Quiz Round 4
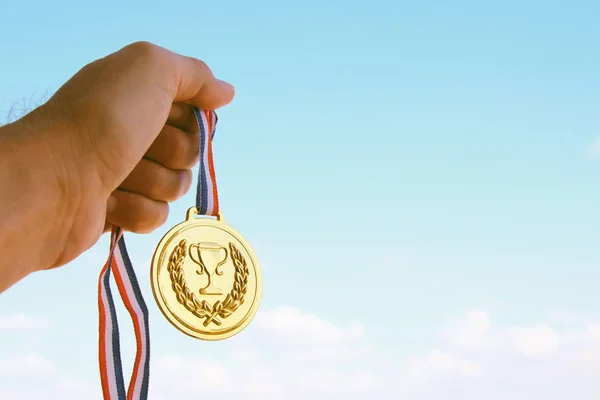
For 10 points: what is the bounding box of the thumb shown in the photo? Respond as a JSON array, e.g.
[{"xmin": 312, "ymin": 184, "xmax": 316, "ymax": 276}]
[{"xmin": 166, "ymin": 51, "xmax": 235, "ymax": 110}]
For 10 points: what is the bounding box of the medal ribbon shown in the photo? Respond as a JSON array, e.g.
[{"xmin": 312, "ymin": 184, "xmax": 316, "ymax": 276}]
[
  {"xmin": 97, "ymin": 107, "xmax": 218, "ymax": 399},
  {"xmin": 195, "ymin": 107, "xmax": 219, "ymax": 216}
]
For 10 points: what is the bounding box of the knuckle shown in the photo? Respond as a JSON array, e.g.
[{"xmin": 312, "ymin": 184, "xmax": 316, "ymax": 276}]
[
  {"xmin": 170, "ymin": 134, "xmax": 189, "ymax": 167},
  {"xmin": 178, "ymin": 135, "xmax": 200, "ymax": 169},
  {"xmin": 179, "ymin": 170, "xmax": 193, "ymax": 195},
  {"xmin": 149, "ymin": 203, "xmax": 169, "ymax": 232},
  {"xmin": 163, "ymin": 171, "xmax": 190, "ymax": 202},
  {"xmin": 127, "ymin": 40, "xmax": 156, "ymax": 53},
  {"xmin": 129, "ymin": 202, "xmax": 168, "ymax": 234},
  {"xmin": 125, "ymin": 208, "xmax": 150, "ymax": 233},
  {"xmin": 127, "ymin": 220, "xmax": 148, "ymax": 234},
  {"xmin": 186, "ymin": 57, "xmax": 214, "ymax": 81},
  {"xmin": 167, "ymin": 179, "xmax": 182, "ymax": 202},
  {"xmin": 149, "ymin": 169, "xmax": 188, "ymax": 202},
  {"xmin": 134, "ymin": 162, "xmax": 171, "ymax": 201},
  {"xmin": 124, "ymin": 41, "xmax": 165, "ymax": 63},
  {"xmin": 187, "ymin": 152, "xmax": 200, "ymax": 170},
  {"xmin": 159, "ymin": 127, "xmax": 198, "ymax": 170},
  {"xmin": 191, "ymin": 57, "xmax": 210, "ymax": 73}
]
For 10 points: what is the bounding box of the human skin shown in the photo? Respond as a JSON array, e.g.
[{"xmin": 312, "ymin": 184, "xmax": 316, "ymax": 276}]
[{"xmin": 0, "ymin": 41, "xmax": 235, "ymax": 294}]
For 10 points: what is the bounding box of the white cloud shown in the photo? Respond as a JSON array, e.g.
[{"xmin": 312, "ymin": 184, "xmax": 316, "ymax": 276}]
[
  {"xmin": 0, "ymin": 355, "xmax": 98, "ymax": 400},
  {"xmin": 548, "ymin": 309, "xmax": 600, "ymax": 327},
  {"xmin": 0, "ymin": 383, "xmax": 97, "ymax": 400},
  {"xmin": 250, "ymin": 307, "xmax": 370, "ymax": 363},
  {"xmin": 254, "ymin": 307, "xmax": 364, "ymax": 344},
  {"xmin": 442, "ymin": 309, "xmax": 493, "ymax": 350},
  {"xmin": 507, "ymin": 324, "xmax": 560, "ymax": 357},
  {"xmin": 4, "ymin": 307, "xmax": 600, "ymax": 400},
  {"xmin": 405, "ymin": 350, "xmax": 482, "ymax": 378},
  {"xmin": 0, "ymin": 355, "xmax": 56, "ymax": 377},
  {"xmin": 148, "ymin": 307, "xmax": 382, "ymax": 400},
  {"xmin": 147, "ymin": 307, "xmax": 600, "ymax": 399},
  {"xmin": 0, "ymin": 314, "xmax": 50, "ymax": 332},
  {"xmin": 151, "ymin": 356, "xmax": 234, "ymax": 398}
]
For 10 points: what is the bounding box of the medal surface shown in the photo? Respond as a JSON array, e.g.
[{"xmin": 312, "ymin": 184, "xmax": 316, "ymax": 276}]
[{"xmin": 151, "ymin": 207, "xmax": 262, "ymax": 340}]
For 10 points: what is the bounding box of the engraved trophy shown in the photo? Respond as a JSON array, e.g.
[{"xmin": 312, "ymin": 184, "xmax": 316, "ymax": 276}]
[{"xmin": 189, "ymin": 242, "xmax": 228, "ymax": 295}]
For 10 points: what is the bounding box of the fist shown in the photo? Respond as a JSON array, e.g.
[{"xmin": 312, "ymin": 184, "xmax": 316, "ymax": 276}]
[{"xmin": 29, "ymin": 41, "xmax": 234, "ymax": 269}]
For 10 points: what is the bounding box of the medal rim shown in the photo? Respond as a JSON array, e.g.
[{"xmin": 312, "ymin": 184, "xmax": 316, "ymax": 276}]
[{"xmin": 150, "ymin": 208, "xmax": 262, "ymax": 341}]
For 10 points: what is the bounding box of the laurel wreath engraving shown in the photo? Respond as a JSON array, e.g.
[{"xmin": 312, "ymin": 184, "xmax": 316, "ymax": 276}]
[{"xmin": 167, "ymin": 239, "xmax": 249, "ymax": 327}]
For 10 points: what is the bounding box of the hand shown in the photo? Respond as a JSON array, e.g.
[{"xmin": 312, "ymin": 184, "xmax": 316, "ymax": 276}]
[{"xmin": 14, "ymin": 41, "xmax": 234, "ymax": 271}]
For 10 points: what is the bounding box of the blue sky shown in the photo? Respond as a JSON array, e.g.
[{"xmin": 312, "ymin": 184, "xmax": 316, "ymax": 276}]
[{"xmin": 1, "ymin": 1, "xmax": 600, "ymax": 399}]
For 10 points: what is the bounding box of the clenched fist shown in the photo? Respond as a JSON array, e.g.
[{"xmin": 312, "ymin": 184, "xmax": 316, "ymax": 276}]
[{"xmin": 0, "ymin": 41, "xmax": 235, "ymax": 292}]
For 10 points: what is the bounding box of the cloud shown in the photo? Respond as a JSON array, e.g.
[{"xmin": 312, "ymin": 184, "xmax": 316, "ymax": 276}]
[
  {"xmin": 0, "ymin": 314, "xmax": 50, "ymax": 332},
  {"xmin": 149, "ymin": 307, "xmax": 382, "ymax": 400},
  {"xmin": 405, "ymin": 350, "xmax": 482, "ymax": 378},
  {"xmin": 0, "ymin": 383, "xmax": 96, "ymax": 400},
  {"xmin": 254, "ymin": 307, "xmax": 364, "ymax": 344},
  {"xmin": 0, "ymin": 355, "xmax": 56, "ymax": 377},
  {"xmin": 507, "ymin": 324, "xmax": 560, "ymax": 357},
  {"xmin": 442, "ymin": 309, "xmax": 493, "ymax": 350},
  {"xmin": 0, "ymin": 355, "xmax": 97, "ymax": 400},
  {"xmin": 443, "ymin": 310, "xmax": 566, "ymax": 357},
  {"xmin": 4, "ymin": 307, "xmax": 600, "ymax": 399},
  {"xmin": 148, "ymin": 307, "xmax": 600, "ymax": 399},
  {"xmin": 249, "ymin": 307, "xmax": 369, "ymax": 363},
  {"xmin": 152, "ymin": 356, "xmax": 234, "ymax": 397}
]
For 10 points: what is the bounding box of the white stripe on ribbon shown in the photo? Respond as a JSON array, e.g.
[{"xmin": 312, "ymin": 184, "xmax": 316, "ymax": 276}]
[{"xmin": 113, "ymin": 248, "xmax": 148, "ymax": 400}]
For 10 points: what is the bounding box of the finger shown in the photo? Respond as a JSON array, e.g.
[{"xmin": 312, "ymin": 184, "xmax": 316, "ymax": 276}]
[
  {"xmin": 119, "ymin": 159, "xmax": 193, "ymax": 202},
  {"xmin": 168, "ymin": 51, "xmax": 235, "ymax": 109},
  {"xmin": 167, "ymin": 103, "xmax": 199, "ymax": 133},
  {"xmin": 119, "ymin": 42, "xmax": 234, "ymax": 110},
  {"xmin": 145, "ymin": 124, "xmax": 199, "ymax": 170},
  {"xmin": 106, "ymin": 190, "xmax": 169, "ymax": 234}
]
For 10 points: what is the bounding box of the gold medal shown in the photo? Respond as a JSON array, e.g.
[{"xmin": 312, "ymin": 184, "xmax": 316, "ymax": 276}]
[{"xmin": 150, "ymin": 207, "xmax": 262, "ymax": 340}]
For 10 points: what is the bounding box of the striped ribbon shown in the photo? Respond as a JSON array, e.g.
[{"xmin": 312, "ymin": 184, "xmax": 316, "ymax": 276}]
[
  {"xmin": 194, "ymin": 107, "xmax": 219, "ymax": 216},
  {"xmin": 97, "ymin": 107, "xmax": 218, "ymax": 399},
  {"xmin": 98, "ymin": 227, "xmax": 150, "ymax": 400}
]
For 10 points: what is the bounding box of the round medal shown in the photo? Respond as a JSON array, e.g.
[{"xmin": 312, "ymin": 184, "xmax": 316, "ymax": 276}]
[{"xmin": 150, "ymin": 207, "xmax": 262, "ymax": 341}]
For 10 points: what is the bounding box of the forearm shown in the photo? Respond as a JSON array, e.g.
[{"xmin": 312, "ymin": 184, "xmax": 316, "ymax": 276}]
[{"xmin": 0, "ymin": 115, "xmax": 66, "ymax": 293}]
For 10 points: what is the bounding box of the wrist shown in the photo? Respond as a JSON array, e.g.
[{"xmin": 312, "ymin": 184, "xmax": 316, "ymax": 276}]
[{"xmin": 0, "ymin": 111, "xmax": 75, "ymax": 282}]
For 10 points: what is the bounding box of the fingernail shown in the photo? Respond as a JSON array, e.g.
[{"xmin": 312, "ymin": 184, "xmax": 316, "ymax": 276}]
[{"xmin": 107, "ymin": 195, "xmax": 118, "ymax": 213}]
